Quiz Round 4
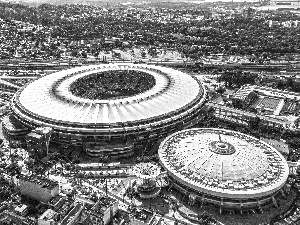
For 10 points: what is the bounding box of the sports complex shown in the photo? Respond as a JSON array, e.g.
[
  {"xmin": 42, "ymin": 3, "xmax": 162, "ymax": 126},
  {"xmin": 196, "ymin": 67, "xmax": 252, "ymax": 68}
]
[
  {"xmin": 5, "ymin": 63, "xmax": 206, "ymax": 157},
  {"xmin": 0, "ymin": 63, "xmax": 294, "ymax": 215},
  {"xmin": 158, "ymin": 128, "xmax": 289, "ymax": 211}
]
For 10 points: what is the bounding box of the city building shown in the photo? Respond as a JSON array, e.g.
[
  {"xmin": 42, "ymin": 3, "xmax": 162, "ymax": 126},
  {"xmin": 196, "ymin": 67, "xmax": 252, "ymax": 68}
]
[
  {"xmin": 270, "ymin": 0, "xmax": 300, "ymax": 7},
  {"xmin": 129, "ymin": 208, "xmax": 158, "ymax": 225},
  {"xmin": 2, "ymin": 114, "xmax": 29, "ymax": 142},
  {"xmin": 15, "ymin": 205, "xmax": 28, "ymax": 217},
  {"xmin": 211, "ymin": 84, "xmax": 300, "ymax": 130},
  {"xmin": 89, "ymin": 196, "xmax": 118, "ymax": 225},
  {"xmin": 57, "ymin": 201, "xmax": 73, "ymax": 221},
  {"xmin": 59, "ymin": 203, "xmax": 85, "ymax": 225},
  {"xmin": 38, "ymin": 209, "xmax": 59, "ymax": 225},
  {"xmin": 49, "ymin": 195, "xmax": 66, "ymax": 211},
  {"xmin": 231, "ymin": 84, "xmax": 300, "ymax": 115},
  {"xmin": 19, "ymin": 175, "xmax": 59, "ymax": 203},
  {"xmin": 6, "ymin": 63, "xmax": 206, "ymax": 158},
  {"xmin": 0, "ymin": 210, "xmax": 31, "ymax": 225},
  {"xmin": 158, "ymin": 128, "xmax": 289, "ymax": 213},
  {"xmin": 26, "ymin": 127, "xmax": 53, "ymax": 159},
  {"xmin": 231, "ymin": 87, "xmax": 259, "ymax": 110}
]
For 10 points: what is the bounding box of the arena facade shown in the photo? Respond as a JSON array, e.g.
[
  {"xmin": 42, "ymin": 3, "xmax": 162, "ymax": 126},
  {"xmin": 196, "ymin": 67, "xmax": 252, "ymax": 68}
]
[
  {"xmin": 5, "ymin": 63, "xmax": 206, "ymax": 157},
  {"xmin": 158, "ymin": 128, "xmax": 289, "ymax": 212}
]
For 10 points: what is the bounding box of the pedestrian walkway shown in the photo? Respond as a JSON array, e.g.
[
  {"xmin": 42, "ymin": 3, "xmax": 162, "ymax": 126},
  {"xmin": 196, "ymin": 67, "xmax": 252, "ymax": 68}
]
[{"xmin": 0, "ymin": 79, "xmax": 22, "ymax": 88}]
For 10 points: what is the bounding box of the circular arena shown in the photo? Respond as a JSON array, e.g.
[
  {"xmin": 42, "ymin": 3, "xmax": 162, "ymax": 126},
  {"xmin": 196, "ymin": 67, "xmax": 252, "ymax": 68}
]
[
  {"xmin": 8, "ymin": 64, "xmax": 206, "ymax": 157},
  {"xmin": 158, "ymin": 128, "xmax": 289, "ymax": 211}
]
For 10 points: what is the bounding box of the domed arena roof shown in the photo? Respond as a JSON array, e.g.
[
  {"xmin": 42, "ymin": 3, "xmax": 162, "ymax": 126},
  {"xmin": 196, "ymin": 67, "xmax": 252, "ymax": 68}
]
[
  {"xmin": 11, "ymin": 64, "xmax": 205, "ymax": 135},
  {"xmin": 158, "ymin": 128, "xmax": 289, "ymax": 199}
]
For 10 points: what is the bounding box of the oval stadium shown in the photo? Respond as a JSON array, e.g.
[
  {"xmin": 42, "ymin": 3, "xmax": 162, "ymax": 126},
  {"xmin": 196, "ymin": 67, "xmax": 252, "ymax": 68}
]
[
  {"xmin": 158, "ymin": 128, "xmax": 289, "ymax": 211},
  {"xmin": 6, "ymin": 64, "xmax": 206, "ymax": 157}
]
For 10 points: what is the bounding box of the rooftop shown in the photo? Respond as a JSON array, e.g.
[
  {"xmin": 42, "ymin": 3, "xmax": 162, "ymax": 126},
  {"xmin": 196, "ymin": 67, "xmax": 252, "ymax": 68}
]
[
  {"xmin": 13, "ymin": 64, "xmax": 204, "ymax": 126},
  {"xmin": 91, "ymin": 196, "xmax": 117, "ymax": 215},
  {"xmin": 235, "ymin": 84, "xmax": 300, "ymax": 101},
  {"xmin": 60, "ymin": 203, "xmax": 84, "ymax": 225},
  {"xmin": 2, "ymin": 115, "xmax": 28, "ymax": 131},
  {"xmin": 39, "ymin": 209, "xmax": 57, "ymax": 221},
  {"xmin": 20, "ymin": 175, "xmax": 59, "ymax": 190},
  {"xmin": 159, "ymin": 128, "xmax": 289, "ymax": 199}
]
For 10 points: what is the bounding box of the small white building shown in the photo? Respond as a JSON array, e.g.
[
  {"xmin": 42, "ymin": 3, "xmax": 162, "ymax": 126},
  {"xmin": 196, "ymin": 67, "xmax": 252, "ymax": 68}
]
[
  {"xmin": 38, "ymin": 209, "xmax": 58, "ymax": 225},
  {"xmin": 14, "ymin": 204, "xmax": 28, "ymax": 217}
]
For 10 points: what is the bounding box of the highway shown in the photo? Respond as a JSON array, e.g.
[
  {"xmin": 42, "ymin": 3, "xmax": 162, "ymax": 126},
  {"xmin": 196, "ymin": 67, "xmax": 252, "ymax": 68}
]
[{"xmin": 0, "ymin": 59, "xmax": 299, "ymax": 72}]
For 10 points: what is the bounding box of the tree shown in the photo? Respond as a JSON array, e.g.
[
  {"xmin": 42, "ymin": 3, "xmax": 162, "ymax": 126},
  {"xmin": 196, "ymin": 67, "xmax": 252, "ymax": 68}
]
[
  {"xmin": 248, "ymin": 116, "xmax": 261, "ymax": 131},
  {"xmin": 25, "ymin": 158, "xmax": 35, "ymax": 172},
  {"xmin": 286, "ymin": 77, "xmax": 294, "ymax": 90},
  {"xmin": 218, "ymin": 72, "xmax": 233, "ymax": 87},
  {"xmin": 277, "ymin": 80, "xmax": 286, "ymax": 90},
  {"xmin": 216, "ymin": 86, "xmax": 226, "ymax": 94},
  {"xmin": 287, "ymin": 137, "xmax": 300, "ymax": 149}
]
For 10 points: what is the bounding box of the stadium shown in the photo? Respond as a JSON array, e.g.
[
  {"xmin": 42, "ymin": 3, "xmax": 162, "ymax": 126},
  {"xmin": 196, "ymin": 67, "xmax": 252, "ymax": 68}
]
[
  {"xmin": 158, "ymin": 128, "xmax": 289, "ymax": 212},
  {"xmin": 5, "ymin": 63, "xmax": 206, "ymax": 157}
]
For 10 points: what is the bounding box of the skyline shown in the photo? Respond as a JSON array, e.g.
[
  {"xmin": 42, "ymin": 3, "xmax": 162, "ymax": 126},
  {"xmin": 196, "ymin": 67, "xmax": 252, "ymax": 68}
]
[{"xmin": 0, "ymin": 0, "xmax": 262, "ymax": 5}]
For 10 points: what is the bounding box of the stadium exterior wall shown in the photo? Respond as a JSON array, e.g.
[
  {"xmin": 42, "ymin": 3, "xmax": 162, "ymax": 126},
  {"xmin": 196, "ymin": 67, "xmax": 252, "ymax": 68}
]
[
  {"xmin": 158, "ymin": 128, "xmax": 289, "ymax": 210},
  {"xmin": 7, "ymin": 64, "xmax": 206, "ymax": 149}
]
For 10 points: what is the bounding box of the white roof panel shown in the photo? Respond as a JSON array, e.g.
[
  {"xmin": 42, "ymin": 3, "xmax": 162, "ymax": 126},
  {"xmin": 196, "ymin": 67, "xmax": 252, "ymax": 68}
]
[{"xmin": 15, "ymin": 63, "xmax": 204, "ymax": 129}]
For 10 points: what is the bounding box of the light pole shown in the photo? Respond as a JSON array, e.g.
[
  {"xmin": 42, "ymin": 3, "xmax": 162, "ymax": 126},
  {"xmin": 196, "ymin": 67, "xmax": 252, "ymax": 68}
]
[{"xmin": 105, "ymin": 178, "xmax": 108, "ymax": 196}]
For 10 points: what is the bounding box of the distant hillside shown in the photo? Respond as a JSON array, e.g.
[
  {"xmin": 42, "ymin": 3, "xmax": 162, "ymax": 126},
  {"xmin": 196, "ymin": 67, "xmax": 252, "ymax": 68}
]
[
  {"xmin": 0, "ymin": 0, "xmax": 177, "ymax": 5},
  {"xmin": 0, "ymin": 0, "xmax": 207, "ymax": 6}
]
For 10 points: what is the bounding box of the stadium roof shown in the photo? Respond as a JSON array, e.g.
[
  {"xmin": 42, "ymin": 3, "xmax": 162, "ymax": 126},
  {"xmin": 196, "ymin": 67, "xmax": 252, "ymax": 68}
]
[
  {"xmin": 231, "ymin": 84, "xmax": 255, "ymax": 101},
  {"xmin": 12, "ymin": 64, "xmax": 204, "ymax": 129},
  {"xmin": 159, "ymin": 128, "xmax": 289, "ymax": 199}
]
